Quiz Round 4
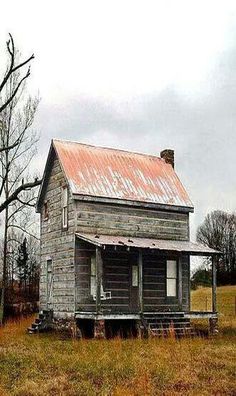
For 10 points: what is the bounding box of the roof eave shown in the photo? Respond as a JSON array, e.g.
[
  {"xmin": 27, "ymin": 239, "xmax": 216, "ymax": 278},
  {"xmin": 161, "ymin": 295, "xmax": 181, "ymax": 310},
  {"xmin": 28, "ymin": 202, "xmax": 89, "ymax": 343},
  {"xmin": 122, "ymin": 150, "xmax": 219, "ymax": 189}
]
[
  {"xmin": 35, "ymin": 141, "xmax": 54, "ymax": 213},
  {"xmin": 71, "ymin": 192, "xmax": 194, "ymax": 213},
  {"xmin": 75, "ymin": 233, "xmax": 221, "ymax": 256}
]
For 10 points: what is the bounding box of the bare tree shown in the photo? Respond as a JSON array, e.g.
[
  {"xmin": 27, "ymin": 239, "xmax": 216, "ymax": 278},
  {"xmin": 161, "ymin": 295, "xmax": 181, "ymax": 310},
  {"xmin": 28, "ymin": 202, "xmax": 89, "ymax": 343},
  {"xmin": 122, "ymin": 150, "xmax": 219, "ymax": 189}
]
[
  {"xmin": 0, "ymin": 34, "xmax": 41, "ymax": 213},
  {"xmin": 197, "ymin": 210, "xmax": 236, "ymax": 285},
  {"xmin": 0, "ymin": 35, "xmax": 41, "ymax": 323}
]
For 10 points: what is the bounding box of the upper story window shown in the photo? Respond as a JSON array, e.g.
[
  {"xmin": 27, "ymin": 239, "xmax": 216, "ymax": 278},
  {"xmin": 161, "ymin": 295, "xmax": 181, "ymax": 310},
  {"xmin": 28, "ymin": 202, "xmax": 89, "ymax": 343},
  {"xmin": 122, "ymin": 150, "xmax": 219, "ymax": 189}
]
[
  {"xmin": 166, "ymin": 260, "xmax": 177, "ymax": 297},
  {"xmin": 62, "ymin": 186, "xmax": 68, "ymax": 229},
  {"xmin": 43, "ymin": 201, "xmax": 49, "ymax": 220}
]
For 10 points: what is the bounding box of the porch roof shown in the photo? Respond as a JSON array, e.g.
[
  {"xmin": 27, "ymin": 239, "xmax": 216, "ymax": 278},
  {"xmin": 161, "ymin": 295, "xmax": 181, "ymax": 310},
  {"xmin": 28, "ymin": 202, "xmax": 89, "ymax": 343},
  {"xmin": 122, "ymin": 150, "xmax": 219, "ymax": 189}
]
[{"xmin": 75, "ymin": 233, "xmax": 220, "ymax": 256}]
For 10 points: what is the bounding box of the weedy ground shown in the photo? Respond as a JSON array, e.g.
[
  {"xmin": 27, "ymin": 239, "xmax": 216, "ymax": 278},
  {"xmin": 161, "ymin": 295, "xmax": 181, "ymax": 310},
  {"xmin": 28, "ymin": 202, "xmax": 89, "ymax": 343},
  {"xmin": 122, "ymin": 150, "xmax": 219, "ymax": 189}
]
[{"xmin": 0, "ymin": 286, "xmax": 235, "ymax": 396}]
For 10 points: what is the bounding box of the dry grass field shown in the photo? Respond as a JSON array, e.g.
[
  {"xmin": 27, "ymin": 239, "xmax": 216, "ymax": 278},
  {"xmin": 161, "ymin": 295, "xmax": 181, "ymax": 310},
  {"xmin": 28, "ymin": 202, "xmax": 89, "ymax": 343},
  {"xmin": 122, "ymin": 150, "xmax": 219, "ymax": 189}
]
[{"xmin": 0, "ymin": 286, "xmax": 235, "ymax": 396}]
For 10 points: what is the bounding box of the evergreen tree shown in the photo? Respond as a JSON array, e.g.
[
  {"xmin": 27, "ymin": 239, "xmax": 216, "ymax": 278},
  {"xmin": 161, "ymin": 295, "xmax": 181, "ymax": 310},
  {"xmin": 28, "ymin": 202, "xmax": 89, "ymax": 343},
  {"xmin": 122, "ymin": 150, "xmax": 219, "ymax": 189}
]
[{"xmin": 16, "ymin": 238, "xmax": 29, "ymax": 291}]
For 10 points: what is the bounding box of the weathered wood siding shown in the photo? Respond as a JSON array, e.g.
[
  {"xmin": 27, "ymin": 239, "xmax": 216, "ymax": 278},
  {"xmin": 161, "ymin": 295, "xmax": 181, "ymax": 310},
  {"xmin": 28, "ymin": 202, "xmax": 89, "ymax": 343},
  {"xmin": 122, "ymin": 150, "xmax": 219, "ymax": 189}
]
[
  {"xmin": 75, "ymin": 242, "xmax": 190, "ymax": 313},
  {"xmin": 75, "ymin": 201, "xmax": 189, "ymax": 240},
  {"xmin": 102, "ymin": 250, "xmax": 132, "ymax": 313},
  {"xmin": 39, "ymin": 153, "xmax": 76, "ymax": 319},
  {"xmin": 143, "ymin": 253, "xmax": 190, "ymax": 312},
  {"xmin": 75, "ymin": 243, "xmax": 133, "ymax": 313},
  {"xmin": 75, "ymin": 239, "xmax": 96, "ymax": 312}
]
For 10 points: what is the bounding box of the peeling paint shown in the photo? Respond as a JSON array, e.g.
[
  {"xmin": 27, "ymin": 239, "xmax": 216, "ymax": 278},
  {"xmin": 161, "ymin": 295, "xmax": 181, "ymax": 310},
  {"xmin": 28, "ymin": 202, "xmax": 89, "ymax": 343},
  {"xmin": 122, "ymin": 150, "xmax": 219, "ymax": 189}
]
[{"xmin": 53, "ymin": 139, "xmax": 194, "ymax": 208}]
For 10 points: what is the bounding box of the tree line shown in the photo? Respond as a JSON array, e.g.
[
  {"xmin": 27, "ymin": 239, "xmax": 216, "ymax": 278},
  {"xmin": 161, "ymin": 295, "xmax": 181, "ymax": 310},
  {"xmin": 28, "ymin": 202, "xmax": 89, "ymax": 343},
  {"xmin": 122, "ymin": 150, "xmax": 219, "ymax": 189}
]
[{"xmin": 195, "ymin": 210, "xmax": 236, "ymax": 286}]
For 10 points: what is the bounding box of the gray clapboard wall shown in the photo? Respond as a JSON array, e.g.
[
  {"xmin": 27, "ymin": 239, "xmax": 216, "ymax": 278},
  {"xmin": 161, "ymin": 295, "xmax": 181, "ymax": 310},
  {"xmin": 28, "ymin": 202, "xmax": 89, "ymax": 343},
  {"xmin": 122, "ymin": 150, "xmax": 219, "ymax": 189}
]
[
  {"xmin": 39, "ymin": 153, "xmax": 76, "ymax": 319},
  {"xmin": 75, "ymin": 201, "xmax": 189, "ymax": 240},
  {"xmin": 143, "ymin": 252, "xmax": 189, "ymax": 312}
]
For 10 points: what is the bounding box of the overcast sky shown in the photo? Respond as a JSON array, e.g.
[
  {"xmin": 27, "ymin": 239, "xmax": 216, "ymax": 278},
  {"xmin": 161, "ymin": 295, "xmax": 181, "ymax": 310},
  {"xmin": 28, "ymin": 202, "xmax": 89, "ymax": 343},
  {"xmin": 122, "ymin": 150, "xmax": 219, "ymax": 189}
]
[{"xmin": 2, "ymin": 0, "xmax": 236, "ymax": 239}]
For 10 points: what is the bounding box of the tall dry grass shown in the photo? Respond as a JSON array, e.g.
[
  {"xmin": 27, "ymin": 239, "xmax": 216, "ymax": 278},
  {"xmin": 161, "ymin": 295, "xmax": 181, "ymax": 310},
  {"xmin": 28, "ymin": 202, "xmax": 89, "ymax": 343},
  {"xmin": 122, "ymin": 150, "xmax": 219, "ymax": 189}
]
[{"xmin": 0, "ymin": 287, "xmax": 235, "ymax": 395}]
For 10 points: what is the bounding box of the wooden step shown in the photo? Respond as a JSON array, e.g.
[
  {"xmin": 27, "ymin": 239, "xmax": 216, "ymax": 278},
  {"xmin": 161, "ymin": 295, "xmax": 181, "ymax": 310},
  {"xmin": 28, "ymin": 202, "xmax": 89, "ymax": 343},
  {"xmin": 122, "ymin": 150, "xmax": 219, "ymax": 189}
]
[
  {"xmin": 149, "ymin": 321, "xmax": 190, "ymax": 327},
  {"xmin": 27, "ymin": 327, "xmax": 37, "ymax": 333},
  {"xmin": 150, "ymin": 327, "xmax": 196, "ymax": 337}
]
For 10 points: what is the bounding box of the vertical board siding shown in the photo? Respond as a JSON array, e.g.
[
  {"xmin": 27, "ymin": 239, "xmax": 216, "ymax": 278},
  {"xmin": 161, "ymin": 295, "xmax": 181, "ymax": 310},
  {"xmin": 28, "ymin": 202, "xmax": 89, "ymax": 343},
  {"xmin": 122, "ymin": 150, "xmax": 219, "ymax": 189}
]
[{"xmin": 40, "ymin": 153, "xmax": 76, "ymax": 319}]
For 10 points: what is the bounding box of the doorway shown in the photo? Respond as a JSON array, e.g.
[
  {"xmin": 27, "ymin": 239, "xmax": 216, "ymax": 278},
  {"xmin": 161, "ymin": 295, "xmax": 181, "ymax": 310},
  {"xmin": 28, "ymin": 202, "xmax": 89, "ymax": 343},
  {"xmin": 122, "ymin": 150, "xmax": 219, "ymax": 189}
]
[{"xmin": 130, "ymin": 260, "xmax": 139, "ymax": 312}]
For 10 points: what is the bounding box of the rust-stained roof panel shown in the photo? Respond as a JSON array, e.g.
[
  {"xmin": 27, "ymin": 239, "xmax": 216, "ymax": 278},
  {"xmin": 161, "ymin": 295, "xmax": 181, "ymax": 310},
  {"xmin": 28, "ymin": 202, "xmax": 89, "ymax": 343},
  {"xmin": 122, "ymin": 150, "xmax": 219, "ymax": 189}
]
[
  {"xmin": 53, "ymin": 139, "xmax": 193, "ymax": 208},
  {"xmin": 76, "ymin": 233, "xmax": 220, "ymax": 255}
]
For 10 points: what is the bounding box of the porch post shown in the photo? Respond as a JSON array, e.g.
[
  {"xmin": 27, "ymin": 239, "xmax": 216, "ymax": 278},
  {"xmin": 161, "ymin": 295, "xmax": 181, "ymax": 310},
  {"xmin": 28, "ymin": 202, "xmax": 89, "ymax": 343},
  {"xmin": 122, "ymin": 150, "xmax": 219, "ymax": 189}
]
[
  {"xmin": 138, "ymin": 249, "xmax": 143, "ymax": 313},
  {"xmin": 212, "ymin": 255, "xmax": 217, "ymax": 313},
  {"xmin": 178, "ymin": 255, "xmax": 183, "ymax": 310},
  {"xmin": 96, "ymin": 246, "xmax": 103, "ymax": 314}
]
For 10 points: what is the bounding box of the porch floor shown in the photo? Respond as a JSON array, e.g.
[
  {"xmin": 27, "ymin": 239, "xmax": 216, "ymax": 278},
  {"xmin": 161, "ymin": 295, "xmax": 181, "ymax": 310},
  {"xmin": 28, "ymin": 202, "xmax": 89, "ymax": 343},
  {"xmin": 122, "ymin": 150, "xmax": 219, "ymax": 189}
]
[{"xmin": 75, "ymin": 311, "xmax": 218, "ymax": 320}]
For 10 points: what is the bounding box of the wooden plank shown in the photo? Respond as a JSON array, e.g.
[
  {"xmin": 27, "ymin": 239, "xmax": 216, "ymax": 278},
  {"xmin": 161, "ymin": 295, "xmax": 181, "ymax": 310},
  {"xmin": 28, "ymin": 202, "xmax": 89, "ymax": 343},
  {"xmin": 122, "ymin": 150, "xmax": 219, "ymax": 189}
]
[
  {"xmin": 212, "ymin": 255, "xmax": 217, "ymax": 313},
  {"xmin": 178, "ymin": 255, "xmax": 183, "ymax": 309},
  {"xmin": 138, "ymin": 249, "xmax": 143, "ymax": 313},
  {"xmin": 75, "ymin": 201, "xmax": 190, "ymax": 240},
  {"xmin": 96, "ymin": 247, "xmax": 103, "ymax": 314},
  {"xmin": 74, "ymin": 196, "xmax": 194, "ymax": 213}
]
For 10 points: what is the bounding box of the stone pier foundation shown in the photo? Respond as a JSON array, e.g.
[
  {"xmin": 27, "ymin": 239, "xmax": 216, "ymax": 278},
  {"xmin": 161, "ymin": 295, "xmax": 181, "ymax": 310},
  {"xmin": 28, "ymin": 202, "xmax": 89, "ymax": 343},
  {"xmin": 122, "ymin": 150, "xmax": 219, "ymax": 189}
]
[
  {"xmin": 209, "ymin": 318, "xmax": 218, "ymax": 335},
  {"xmin": 94, "ymin": 320, "xmax": 106, "ymax": 339}
]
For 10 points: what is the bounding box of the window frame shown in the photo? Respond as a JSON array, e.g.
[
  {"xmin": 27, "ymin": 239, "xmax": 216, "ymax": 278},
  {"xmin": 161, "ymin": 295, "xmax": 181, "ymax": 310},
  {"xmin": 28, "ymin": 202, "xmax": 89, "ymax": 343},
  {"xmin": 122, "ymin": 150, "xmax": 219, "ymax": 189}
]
[
  {"xmin": 62, "ymin": 186, "xmax": 68, "ymax": 230},
  {"xmin": 132, "ymin": 265, "xmax": 139, "ymax": 287},
  {"xmin": 43, "ymin": 201, "xmax": 49, "ymax": 221},
  {"xmin": 90, "ymin": 255, "xmax": 96, "ymax": 297},
  {"xmin": 166, "ymin": 258, "xmax": 178, "ymax": 298}
]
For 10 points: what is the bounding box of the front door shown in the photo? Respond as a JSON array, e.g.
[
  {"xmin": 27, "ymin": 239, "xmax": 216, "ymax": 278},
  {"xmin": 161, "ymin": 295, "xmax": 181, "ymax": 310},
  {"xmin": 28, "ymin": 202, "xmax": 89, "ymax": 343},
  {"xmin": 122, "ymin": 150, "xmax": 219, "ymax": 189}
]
[{"xmin": 130, "ymin": 259, "xmax": 139, "ymax": 312}]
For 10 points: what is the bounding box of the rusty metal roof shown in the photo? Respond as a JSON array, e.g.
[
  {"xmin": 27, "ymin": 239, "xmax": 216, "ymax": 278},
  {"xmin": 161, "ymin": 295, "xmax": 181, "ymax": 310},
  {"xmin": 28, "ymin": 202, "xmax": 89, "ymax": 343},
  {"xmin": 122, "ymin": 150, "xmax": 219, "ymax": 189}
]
[
  {"xmin": 76, "ymin": 233, "xmax": 220, "ymax": 256},
  {"xmin": 53, "ymin": 139, "xmax": 193, "ymax": 209}
]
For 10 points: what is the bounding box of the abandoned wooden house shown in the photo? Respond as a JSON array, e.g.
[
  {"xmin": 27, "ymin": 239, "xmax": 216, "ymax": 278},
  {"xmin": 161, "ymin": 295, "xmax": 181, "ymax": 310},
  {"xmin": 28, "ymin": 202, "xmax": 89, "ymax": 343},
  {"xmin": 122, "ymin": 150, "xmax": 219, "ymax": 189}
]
[{"xmin": 29, "ymin": 139, "xmax": 219, "ymax": 337}]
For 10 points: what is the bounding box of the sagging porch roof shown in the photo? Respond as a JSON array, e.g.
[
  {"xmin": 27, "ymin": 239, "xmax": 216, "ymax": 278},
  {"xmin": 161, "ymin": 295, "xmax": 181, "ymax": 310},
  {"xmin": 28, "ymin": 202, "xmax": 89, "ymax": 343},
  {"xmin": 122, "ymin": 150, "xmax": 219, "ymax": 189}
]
[{"xmin": 76, "ymin": 233, "xmax": 220, "ymax": 256}]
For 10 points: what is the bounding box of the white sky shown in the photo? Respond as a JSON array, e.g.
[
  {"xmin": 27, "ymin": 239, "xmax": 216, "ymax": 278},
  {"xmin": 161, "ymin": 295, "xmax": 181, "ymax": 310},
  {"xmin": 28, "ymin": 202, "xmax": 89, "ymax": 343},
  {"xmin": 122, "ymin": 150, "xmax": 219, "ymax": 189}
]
[
  {"xmin": 1, "ymin": 1, "xmax": 235, "ymax": 99},
  {"xmin": 1, "ymin": 0, "xmax": 236, "ymax": 243}
]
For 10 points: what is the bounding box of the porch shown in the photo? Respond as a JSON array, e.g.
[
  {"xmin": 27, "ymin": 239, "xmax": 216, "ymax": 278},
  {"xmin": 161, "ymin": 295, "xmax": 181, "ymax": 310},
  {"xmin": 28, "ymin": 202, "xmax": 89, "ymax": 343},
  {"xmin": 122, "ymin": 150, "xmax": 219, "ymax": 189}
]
[{"xmin": 75, "ymin": 233, "xmax": 220, "ymax": 336}]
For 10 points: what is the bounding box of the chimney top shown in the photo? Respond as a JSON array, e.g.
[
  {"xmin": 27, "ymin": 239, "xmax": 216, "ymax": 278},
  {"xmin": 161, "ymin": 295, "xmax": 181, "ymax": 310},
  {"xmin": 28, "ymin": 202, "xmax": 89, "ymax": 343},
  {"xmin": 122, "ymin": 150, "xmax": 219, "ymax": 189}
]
[{"xmin": 160, "ymin": 149, "xmax": 174, "ymax": 168}]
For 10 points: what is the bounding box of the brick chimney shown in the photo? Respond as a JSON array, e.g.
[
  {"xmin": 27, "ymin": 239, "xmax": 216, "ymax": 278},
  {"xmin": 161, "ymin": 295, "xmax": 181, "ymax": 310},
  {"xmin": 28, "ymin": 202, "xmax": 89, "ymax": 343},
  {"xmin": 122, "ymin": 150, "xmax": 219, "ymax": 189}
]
[{"xmin": 160, "ymin": 149, "xmax": 174, "ymax": 168}]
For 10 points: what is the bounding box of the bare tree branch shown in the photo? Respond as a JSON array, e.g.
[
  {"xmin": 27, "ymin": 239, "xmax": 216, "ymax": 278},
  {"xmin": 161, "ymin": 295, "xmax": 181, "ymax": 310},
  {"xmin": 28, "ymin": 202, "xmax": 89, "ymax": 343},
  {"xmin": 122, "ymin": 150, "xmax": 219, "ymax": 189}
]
[
  {"xmin": 7, "ymin": 224, "xmax": 40, "ymax": 241},
  {"xmin": 16, "ymin": 196, "xmax": 36, "ymax": 208},
  {"xmin": 0, "ymin": 33, "xmax": 34, "ymax": 96},
  {"xmin": 0, "ymin": 179, "xmax": 41, "ymax": 213},
  {"xmin": 0, "ymin": 68, "xmax": 31, "ymax": 114}
]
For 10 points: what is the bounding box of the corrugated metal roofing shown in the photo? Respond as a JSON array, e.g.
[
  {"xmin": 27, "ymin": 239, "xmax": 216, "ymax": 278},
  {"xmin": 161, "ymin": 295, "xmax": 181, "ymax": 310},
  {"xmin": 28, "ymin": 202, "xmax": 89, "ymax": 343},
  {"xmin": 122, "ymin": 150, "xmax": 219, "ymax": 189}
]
[
  {"xmin": 53, "ymin": 139, "xmax": 193, "ymax": 208},
  {"xmin": 76, "ymin": 233, "xmax": 220, "ymax": 255}
]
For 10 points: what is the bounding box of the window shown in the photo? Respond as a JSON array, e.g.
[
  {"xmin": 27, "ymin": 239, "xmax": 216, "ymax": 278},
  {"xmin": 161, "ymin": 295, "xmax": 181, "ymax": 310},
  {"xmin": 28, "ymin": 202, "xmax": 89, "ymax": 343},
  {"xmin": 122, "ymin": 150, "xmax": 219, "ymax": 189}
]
[
  {"xmin": 132, "ymin": 265, "xmax": 138, "ymax": 287},
  {"xmin": 47, "ymin": 259, "xmax": 52, "ymax": 273},
  {"xmin": 62, "ymin": 187, "xmax": 68, "ymax": 229},
  {"xmin": 166, "ymin": 260, "xmax": 177, "ymax": 297},
  {"xmin": 90, "ymin": 255, "xmax": 96, "ymax": 296},
  {"xmin": 43, "ymin": 201, "xmax": 49, "ymax": 220}
]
